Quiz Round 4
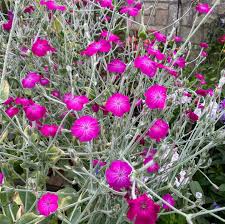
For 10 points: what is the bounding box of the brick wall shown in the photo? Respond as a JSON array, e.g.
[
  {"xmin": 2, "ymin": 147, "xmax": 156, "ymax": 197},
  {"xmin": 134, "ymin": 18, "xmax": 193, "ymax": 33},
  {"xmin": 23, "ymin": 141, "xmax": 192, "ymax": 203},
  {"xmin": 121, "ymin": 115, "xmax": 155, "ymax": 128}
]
[{"xmin": 134, "ymin": 0, "xmax": 225, "ymax": 44}]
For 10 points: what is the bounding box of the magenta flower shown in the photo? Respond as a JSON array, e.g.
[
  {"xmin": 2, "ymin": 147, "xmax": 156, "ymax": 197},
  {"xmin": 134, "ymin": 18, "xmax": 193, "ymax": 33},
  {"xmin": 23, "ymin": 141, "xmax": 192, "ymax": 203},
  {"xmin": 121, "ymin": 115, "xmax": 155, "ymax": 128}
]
[
  {"xmin": 143, "ymin": 156, "xmax": 159, "ymax": 173},
  {"xmin": 3, "ymin": 97, "xmax": 14, "ymax": 105},
  {"xmin": 105, "ymin": 160, "xmax": 132, "ymax": 191},
  {"xmin": 5, "ymin": 106, "xmax": 19, "ymax": 118},
  {"xmin": 148, "ymin": 119, "xmax": 169, "ymax": 142},
  {"xmin": 51, "ymin": 90, "xmax": 61, "ymax": 98},
  {"xmin": 93, "ymin": 160, "xmax": 107, "ymax": 167},
  {"xmin": 155, "ymin": 50, "xmax": 165, "ymax": 61},
  {"xmin": 82, "ymin": 40, "xmax": 111, "ymax": 56},
  {"xmin": 199, "ymin": 42, "xmax": 208, "ymax": 49},
  {"xmin": 37, "ymin": 193, "xmax": 58, "ymax": 216},
  {"xmin": 218, "ymin": 34, "xmax": 225, "ymax": 44},
  {"xmin": 145, "ymin": 85, "xmax": 167, "ymax": 110},
  {"xmin": 21, "ymin": 72, "xmax": 41, "ymax": 89},
  {"xmin": 173, "ymin": 57, "xmax": 186, "ymax": 68},
  {"xmin": 186, "ymin": 111, "xmax": 199, "ymax": 122},
  {"xmin": 100, "ymin": 30, "xmax": 121, "ymax": 43},
  {"xmin": 40, "ymin": 0, "xmax": 67, "ymax": 11},
  {"xmin": 173, "ymin": 36, "xmax": 183, "ymax": 43},
  {"xmin": 105, "ymin": 93, "xmax": 130, "ymax": 117},
  {"xmin": 71, "ymin": 115, "xmax": 100, "ymax": 142},
  {"xmin": 134, "ymin": 55, "xmax": 157, "ymax": 78},
  {"xmin": 196, "ymin": 3, "xmax": 211, "ymax": 14},
  {"xmin": 24, "ymin": 5, "xmax": 35, "ymax": 14},
  {"xmin": 0, "ymin": 172, "xmax": 4, "ymax": 185},
  {"xmin": 127, "ymin": 194, "xmax": 160, "ymax": 224},
  {"xmin": 107, "ymin": 59, "xmax": 126, "ymax": 74},
  {"xmin": 40, "ymin": 77, "xmax": 50, "ymax": 86},
  {"xmin": 91, "ymin": 103, "xmax": 100, "ymax": 113},
  {"xmin": 154, "ymin": 32, "xmax": 167, "ymax": 43},
  {"xmin": 2, "ymin": 11, "xmax": 13, "ymax": 31},
  {"xmin": 99, "ymin": 0, "xmax": 113, "ymax": 9},
  {"xmin": 195, "ymin": 73, "xmax": 205, "ymax": 81},
  {"xmin": 15, "ymin": 97, "xmax": 33, "ymax": 107},
  {"xmin": 24, "ymin": 103, "xmax": 46, "ymax": 121},
  {"xmin": 32, "ymin": 38, "xmax": 56, "ymax": 57},
  {"xmin": 120, "ymin": 5, "xmax": 140, "ymax": 17},
  {"xmin": 65, "ymin": 95, "xmax": 89, "ymax": 111},
  {"xmin": 162, "ymin": 193, "xmax": 175, "ymax": 211},
  {"xmin": 40, "ymin": 124, "xmax": 60, "ymax": 137}
]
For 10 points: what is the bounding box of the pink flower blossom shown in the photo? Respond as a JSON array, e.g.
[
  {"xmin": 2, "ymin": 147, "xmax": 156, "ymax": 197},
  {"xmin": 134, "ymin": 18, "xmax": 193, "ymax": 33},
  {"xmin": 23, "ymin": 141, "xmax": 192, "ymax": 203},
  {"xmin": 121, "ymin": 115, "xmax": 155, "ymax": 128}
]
[
  {"xmin": 71, "ymin": 115, "xmax": 100, "ymax": 142},
  {"xmin": 199, "ymin": 42, "xmax": 208, "ymax": 48},
  {"xmin": 120, "ymin": 3, "xmax": 141, "ymax": 17},
  {"xmin": 107, "ymin": 59, "xmax": 126, "ymax": 74},
  {"xmin": 134, "ymin": 55, "xmax": 157, "ymax": 78},
  {"xmin": 154, "ymin": 32, "xmax": 167, "ymax": 43},
  {"xmin": 15, "ymin": 97, "xmax": 33, "ymax": 107},
  {"xmin": 196, "ymin": 88, "xmax": 209, "ymax": 96},
  {"xmin": 173, "ymin": 57, "xmax": 186, "ymax": 68},
  {"xmin": 127, "ymin": 194, "xmax": 160, "ymax": 224},
  {"xmin": 51, "ymin": 90, "xmax": 61, "ymax": 98},
  {"xmin": 173, "ymin": 36, "xmax": 183, "ymax": 43},
  {"xmin": 0, "ymin": 172, "xmax": 4, "ymax": 185},
  {"xmin": 32, "ymin": 38, "xmax": 56, "ymax": 57},
  {"xmin": 24, "ymin": 103, "xmax": 46, "ymax": 121},
  {"xmin": 93, "ymin": 160, "xmax": 107, "ymax": 167},
  {"xmin": 144, "ymin": 156, "xmax": 159, "ymax": 173},
  {"xmin": 40, "ymin": 124, "xmax": 60, "ymax": 137},
  {"xmin": 5, "ymin": 106, "xmax": 19, "ymax": 118},
  {"xmin": 162, "ymin": 194, "xmax": 175, "ymax": 211},
  {"xmin": 21, "ymin": 72, "xmax": 41, "ymax": 89},
  {"xmin": 98, "ymin": 0, "xmax": 113, "ymax": 9},
  {"xmin": 196, "ymin": 3, "xmax": 211, "ymax": 14},
  {"xmin": 148, "ymin": 119, "xmax": 169, "ymax": 142},
  {"xmin": 105, "ymin": 93, "xmax": 130, "ymax": 117},
  {"xmin": 186, "ymin": 110, "xmax": 199, "ymax": 122},
  {"xmin": 105, "ymin": 160, "xmax": 132, "ymax": 191},
  {"xmin": 40, "ymin": 77, "xmax": 50, "ymax": 86},
  {"xmin": 2, "ymin": 11, "xmax": 13, "ymax": 31},
  {"xmin": 145, "ymin": 85, "xmax": 167, "ymax": 110},
  {"xmin": 40, "ymin": 0, "xmax": 67, "ymax": 11},
  {"xmin": 100, "ymin": 30, "xmax": 121, "ymax": 43},
  {"xmin": 201, "ymin": 51, "xmax": 208, "ymax": 57},
  {"xmin": 82, "ymin": 40, "xmax": 111, "ymax": 56},
  {"xmin": 64, "ymin": 94, "xmax": 89, "ymax": 111},
  {"xmin": 92, "ymin": 103, "xmax": 100, "ymax": 113},
  {"xmin": 3, "ymin": 97, "xmax": 14, "ymax": 105},
  {"xmin": 37, "ymin": 193, "xmax": 58, "ymax": 216},
  {"xmin": 218, "ymin": 34, "xmax": 225, "ymax": 44},
  {"xmin": 195, "ymin": 73, "xmax": 205, "ymax": 81}
]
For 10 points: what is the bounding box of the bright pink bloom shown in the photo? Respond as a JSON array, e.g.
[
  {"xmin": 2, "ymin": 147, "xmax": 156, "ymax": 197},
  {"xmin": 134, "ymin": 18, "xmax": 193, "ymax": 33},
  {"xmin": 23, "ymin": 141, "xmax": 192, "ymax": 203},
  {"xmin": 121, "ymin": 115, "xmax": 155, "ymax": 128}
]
[
  {"xmin": 105, "ymin": 93, "xmax": 130, "ymax": 117},
  {"xmin": 99, "ymin": 0, "xmax": 113, "ymax": 9},
  {"xmin": 173, "ymin": 36, "xmax": 183, "ymax": 43},
  {"xmin": 40, "ymin": 124, "xmax": 59, "ymax": 137},
  {"xmin": 3, "ymin": 97, "xmax": 14, "ymax": 105},
  {"xmin": 32, "ymin": 38, "xmax": 56, "ymax": 57},
  {"xmin": 71, "ymin": 115, "xmax": 100, "ymax": 142},
  {"xmin": 37, "ymin": 193, "xmax": 58, "ymax": 216},
  {"xmin": 0, "ymin": 172, "xmax": 4, "ymax": 185},
  {"xmin": 144, "ymin": 156, "xmax": 159, "ymax": 173},
  {"xmin": 15, "ymin": 97, "xmax": 33, "ymax": 107},
  {"xmin": 162, "ymin": 194, "xmax": 175, "ymax": 211},
  {"xmin": 195, "ymin": 73, "xmax": 205, "ymax": 81},
  {"xmin": 24, "ymin": 5, "xmax": 35, "ymax": 13},
  {"xmin": 199, "ymin": 42, "xmax": 208, "ymax": 48},
  {"xmin": 127, "ymin": 194, "xmax": 160, "ymax": 224},
  {"xmin": 135, "ymin": 135, "xmax": 145, "ymax": 145},
  {"xmin": 107, "ymin": 59, "xmax": 126, "ymax": 74},
  {"xmin": 40, "ymin": 0, "xmax": 67, "ymax": 11},
  {"xmin": 201, "ymin": 51, "xmax": 208, "ymax": 57},
  {"xmin": 134, "ymin": 55, "xmax": 157, "ymax": 78},
  {"xmin": 154, "ymin": 32, "xmax": 167, "ymax": 43},
  {"xmin": 40, "ymin": 77, "xmax": 50, "ymax": 86},
  {"xmin": 196, "ymin": 88, "xmax": 209, "ymax": 96},
  {"xmin": 155, "ymin": 50, "xmax": 165, "ymax": 61},
  {"xmin": 186, "ymin": 111, "xmax": 199, "ymax": 122},
  {"xmin": 100, "ymin": 30, "xmax": 120, "ymax": 43},
  {"xmin": 64, "ymin": 94, "xmax": 89, "ymax": 111},
  {"xmin": 173, "ymin": 57, "xmax": 186, "ymax": 68},
  {"xmin": 196, "ymin": 3, "xmax": 211, "ymax": 14},
  {"xmin": 24, "ymin": 103, "xmax": 46, "ymax": 121},
  {"xmin": 120, "ymin": 3, "xmax": 141, "ymax": 17},
  {"xmin": 148, "ymin": 119, "xmax": 169, "ymax": 142},
  {"xmin": 145, "ymin": 85, "xmax": 167, "ymax": 110},
  {"xmin": 105, "ymin": 160, "xmax": 132, "ymax": 191},
  {"xmin": 51, "ymin": 90, "xmax": 61, "ymax": 98},
  {"xmin": 5, "ymin": 106, "xmax": 19, "ymax": 118},
  {"xmin": 2, "ymin": 11, "xmax": 13, "ymax": 31},
  {"xmin": 82, "ymin": 40, "xmax": 111, "ymax": 56},
  {"xmin": 21, "ymin": 72, "xmax": 41, "ymax": 89}
]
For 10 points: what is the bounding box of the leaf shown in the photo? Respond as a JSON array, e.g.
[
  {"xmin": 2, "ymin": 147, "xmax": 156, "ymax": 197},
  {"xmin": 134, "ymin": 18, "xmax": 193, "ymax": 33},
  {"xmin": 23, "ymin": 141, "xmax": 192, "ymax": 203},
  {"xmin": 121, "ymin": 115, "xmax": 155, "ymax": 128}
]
[
  {"xmin": 189, "ymin": 181, "xmax": 204, "ymax": 199},
  {"xmin": 18, "ymin": 191, "xmax": 37, "ymax": 212},
  {"xmin": 0, "ymin": 215, "xmax": 12, "ymax": 224},
  {"xmin": 48, "ymin": 146, "xmax": 64, "ymax": 164},
  {"xmin": 219, "ymin": 184, "xmax": 225, "ymax": 191},
  {"xmin": 0, "ymin": 80, "xmax": 10, "ymax": 104},
  {"xmin": 17, "ymin": 213, "xmax": 42, "ymax": 224},
  {"xmin": 52, "ymin": 17, "xmax": 62, "ymax": 34}
]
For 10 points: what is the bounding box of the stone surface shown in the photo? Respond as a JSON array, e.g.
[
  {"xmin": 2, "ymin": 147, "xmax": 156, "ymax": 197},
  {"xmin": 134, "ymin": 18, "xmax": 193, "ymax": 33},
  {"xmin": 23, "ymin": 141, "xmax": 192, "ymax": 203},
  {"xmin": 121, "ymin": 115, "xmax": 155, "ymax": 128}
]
[{"xmin": 155, "ymin": 9, "xmax": 169, "ymax": 26}]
